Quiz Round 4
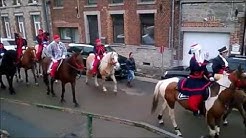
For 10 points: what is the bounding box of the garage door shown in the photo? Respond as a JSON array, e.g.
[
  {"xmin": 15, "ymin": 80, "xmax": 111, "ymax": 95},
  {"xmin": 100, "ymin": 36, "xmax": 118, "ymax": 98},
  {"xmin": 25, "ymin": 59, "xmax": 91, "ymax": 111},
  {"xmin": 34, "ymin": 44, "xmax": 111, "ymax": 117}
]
[{"xmin": 182, "ymin": 32, "xmax": 230, "ymax": 66}]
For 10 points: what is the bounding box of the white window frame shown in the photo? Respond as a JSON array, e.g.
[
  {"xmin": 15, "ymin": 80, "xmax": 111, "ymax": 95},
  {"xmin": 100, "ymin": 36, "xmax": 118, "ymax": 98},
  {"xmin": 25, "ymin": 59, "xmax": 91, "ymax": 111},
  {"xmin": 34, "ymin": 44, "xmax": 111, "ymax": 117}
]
[
  {"xmin": 1, "ymin": 0, "xmax": 6, "ymax": 7},
  {"xmin": 5, "ymin": 22, "xmax": 11, "ymax": 38},
  {"xmin": 16, "ymin": 16, "xmax": 26, "ymax": 38},
  {"xmin": 32, "ymin": 15, "xmax": 41, "ymax": 36}
]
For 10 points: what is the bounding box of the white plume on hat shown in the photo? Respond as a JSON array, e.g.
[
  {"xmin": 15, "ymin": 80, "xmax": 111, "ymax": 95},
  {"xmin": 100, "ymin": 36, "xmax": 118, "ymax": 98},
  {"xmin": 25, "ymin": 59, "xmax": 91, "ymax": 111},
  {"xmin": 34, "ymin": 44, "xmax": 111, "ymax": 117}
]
[
  {"xmin": 190, "ymin": 43, "xmax": 202, "ymax": 54},
  {"xmin": 190, "ymin": 43, "xmax": 204, "ymax": 64}
]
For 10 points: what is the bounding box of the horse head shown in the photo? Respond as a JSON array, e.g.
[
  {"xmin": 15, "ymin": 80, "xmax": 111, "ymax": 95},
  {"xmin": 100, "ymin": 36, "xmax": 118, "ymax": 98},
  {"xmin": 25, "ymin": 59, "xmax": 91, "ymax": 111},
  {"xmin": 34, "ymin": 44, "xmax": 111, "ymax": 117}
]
[
  {"xmin": 228, "ymin": 64, "xmax": 246, "ymax": 89},
  {"xmin": 25, "ymin": 46, "xmax": 37, "ymax": 61},
  {"xmin": 108, "ymin": 52, "xmax": 120, "ymax": 70},
  {"xmin": 68, "ymin": 52, "xmax": 84, "ymax": 71}
]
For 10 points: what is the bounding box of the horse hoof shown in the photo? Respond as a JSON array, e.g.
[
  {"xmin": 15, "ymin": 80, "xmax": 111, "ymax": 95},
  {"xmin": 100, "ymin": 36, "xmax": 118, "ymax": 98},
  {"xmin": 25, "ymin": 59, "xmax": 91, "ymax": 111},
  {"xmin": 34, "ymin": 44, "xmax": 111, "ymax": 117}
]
[
  {"xmin": 55, "ymin": 80, "xmax": 58, "ymax": 83},
  {"xmin": 39, "ymin": 74, "xmax": 43, "ymax": 77},
  {"xmin": 85, "ymin": 82, "xmax": 88, "ymax": 85},
  {"xmin": 26, "ymin": 83, "xmax": 30, "ymax": 86},
  {"xmin": 223, "ymin": 120, "xmax": 228, "ymax": 126},
  {"xmin": 52, "ymin": 94, "xmax": 56, "ymax": 97},
  {"xmin": 114, "ymin": 92, "xmax": 117, "ymax": 96},
  {"xmin": 158, "ymin": 120, "xmax": 164, "ymax": 125},
  {"xmin": 35, "ymin": 83, "xmax": 39, "ymax": 86},
  {"xmin": 60, "ymin": 99, "xmax": 66, "ymax": 103},
  {"xmin": 74, "ymin": 103, "xmax": 79, "ymax": 107},
  {"xmin": 10, "ymin": 91, "xmax": 16, "ymax": 95},
  {"xmin": 46, "ymin": 92, "xmax": 50, "ymax": 95}
]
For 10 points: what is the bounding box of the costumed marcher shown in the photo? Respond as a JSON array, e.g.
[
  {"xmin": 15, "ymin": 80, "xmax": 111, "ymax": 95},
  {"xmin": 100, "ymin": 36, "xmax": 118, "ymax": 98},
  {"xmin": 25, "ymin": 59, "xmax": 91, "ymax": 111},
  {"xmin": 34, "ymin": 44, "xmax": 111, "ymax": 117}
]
[
  {"xmin": 41, "ymin": 32, "xmax": 50, "ymax": 58},
  {"xmin": 14, "ymin": 32, "xmax": 27, "ymax": 63},
  {"xmin": 36, "ymin": 29, "xmax": 45, "ymax": 61},
  {"xmin": 92, "ymin": 38, "xmax": 106, "ymax": 75},
  {"xmin": 212, "ymin": 46, "xmax": 229, "ymax": 79},
  {"xmin": 47, "ymin": 35, "xmax": 67, "ymax": 79},
  {"xmin": 0, "ymin": 42, "xmax": 7, "ymax": 65},
  {"xmin": 179, "ymin": 43, "xmax": 214, "ymax": 116},
  {"xmin": 126, "ymin": 52, "xmax": 136, "ymax": 87}
]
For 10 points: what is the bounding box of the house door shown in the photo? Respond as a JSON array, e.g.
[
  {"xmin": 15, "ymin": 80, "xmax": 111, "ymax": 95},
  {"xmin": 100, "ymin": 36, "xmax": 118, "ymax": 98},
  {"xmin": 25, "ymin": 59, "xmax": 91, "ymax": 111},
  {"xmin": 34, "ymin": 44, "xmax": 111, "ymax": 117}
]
[{"xmin": 87, "ymin": 15, "xmax": 99, "ymax": 44}]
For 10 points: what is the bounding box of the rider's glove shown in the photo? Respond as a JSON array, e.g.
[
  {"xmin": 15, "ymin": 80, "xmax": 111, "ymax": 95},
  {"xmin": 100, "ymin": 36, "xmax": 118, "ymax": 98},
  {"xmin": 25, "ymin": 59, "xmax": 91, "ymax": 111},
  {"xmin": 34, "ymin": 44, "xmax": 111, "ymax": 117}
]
[
  {"xmin": 62, "ymin": 55, "xmax": 66, "ymax": 59},
  {"xmin": 0, "ymin": 53, "xmax": 4, "ymax": 56},
  {"xmin": 209, "ymin": 77, "xmax": 215, "ymax": 82},
  {"xmin": 52, "ymin": 58, "xmax": 57, "ymax": 63}
]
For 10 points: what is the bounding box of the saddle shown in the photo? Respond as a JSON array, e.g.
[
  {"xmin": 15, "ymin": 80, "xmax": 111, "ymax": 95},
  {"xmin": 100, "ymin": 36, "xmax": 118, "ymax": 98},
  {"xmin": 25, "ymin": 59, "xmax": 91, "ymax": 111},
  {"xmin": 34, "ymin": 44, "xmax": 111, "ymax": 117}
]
[{"xmin": 177, "ymin": 78, "xmax": 211, "ymax": 100}]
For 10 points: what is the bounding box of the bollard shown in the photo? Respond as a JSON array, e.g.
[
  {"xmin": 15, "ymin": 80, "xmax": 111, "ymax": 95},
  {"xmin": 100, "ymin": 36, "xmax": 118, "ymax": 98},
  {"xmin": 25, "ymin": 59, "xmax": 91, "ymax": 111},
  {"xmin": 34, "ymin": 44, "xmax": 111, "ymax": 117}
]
[{"xmin": 87, "ymin": 114, "xmax": 93, "ymax": 138}]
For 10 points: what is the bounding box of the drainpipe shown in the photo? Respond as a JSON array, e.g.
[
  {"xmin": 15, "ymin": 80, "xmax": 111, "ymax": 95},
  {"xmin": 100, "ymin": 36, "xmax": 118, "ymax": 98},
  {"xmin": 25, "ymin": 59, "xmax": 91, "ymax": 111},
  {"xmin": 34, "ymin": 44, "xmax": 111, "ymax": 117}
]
[
  {"xmin": 178, "ymin": 0, "xmax": 182, "ymax": 66},
  {"xmin": 170, "ymin": 0, "xmax": 175, "ymax": 66},
  {"xmin": 242, "ymin": 7, "xmax": 246, "ymax": 56},
  {"xmin": 42, "ymin": 0, "xmax": 50, "ymax": 33}
]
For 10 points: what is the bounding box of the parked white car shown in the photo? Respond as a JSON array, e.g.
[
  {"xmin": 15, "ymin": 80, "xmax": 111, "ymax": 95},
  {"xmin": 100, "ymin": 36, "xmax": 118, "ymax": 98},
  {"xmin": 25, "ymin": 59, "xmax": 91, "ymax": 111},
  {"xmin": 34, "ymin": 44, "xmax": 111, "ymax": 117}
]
[{"xmin": 0, "ymin": 38, "xmax": 17, "ymax": 50}]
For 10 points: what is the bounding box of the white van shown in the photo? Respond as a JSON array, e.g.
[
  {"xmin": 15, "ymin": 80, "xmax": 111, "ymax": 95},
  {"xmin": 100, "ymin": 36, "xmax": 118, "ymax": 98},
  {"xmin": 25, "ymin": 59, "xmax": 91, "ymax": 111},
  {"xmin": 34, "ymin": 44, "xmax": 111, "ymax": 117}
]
[{"xmin": 0, "ymin": 38, "xmax": 17, "ymax": 50}]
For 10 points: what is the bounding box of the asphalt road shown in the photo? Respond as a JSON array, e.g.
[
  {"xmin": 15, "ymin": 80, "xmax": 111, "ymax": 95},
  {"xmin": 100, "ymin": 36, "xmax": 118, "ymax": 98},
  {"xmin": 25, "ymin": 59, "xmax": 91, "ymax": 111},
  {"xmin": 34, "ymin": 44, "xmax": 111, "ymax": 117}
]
[{"xmin": 0, "ymin": 72, "xmax": 246, "ymax": 138}]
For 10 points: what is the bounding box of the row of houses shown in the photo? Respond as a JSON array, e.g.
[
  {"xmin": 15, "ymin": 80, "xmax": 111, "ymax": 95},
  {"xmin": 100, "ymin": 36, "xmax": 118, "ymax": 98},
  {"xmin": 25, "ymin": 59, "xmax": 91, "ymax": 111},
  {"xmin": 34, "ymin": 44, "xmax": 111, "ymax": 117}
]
[{"xmin": 0, "ymin": 0, "xmax": 245, "ymax": 68}]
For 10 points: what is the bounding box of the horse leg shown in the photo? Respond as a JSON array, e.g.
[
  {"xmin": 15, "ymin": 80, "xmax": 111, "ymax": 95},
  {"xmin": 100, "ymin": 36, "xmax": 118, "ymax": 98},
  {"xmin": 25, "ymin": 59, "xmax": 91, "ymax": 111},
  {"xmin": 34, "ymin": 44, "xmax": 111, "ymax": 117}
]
[
  {"xmin": 17, "ymin": 67, "xmax": 23, "ymax": 82},
  {"xmin": 60, "ymin": 82, "xmax": 66, "ymax": 103},
  {"xmin": 158, "ymin": 100, "xmax": 168, "ymax": 124},
  {"xmin": 167, "ymin": 106, "xmax": 182, "ymax": 136},
  {"xmin": 222, "ymin": 106, "xmax": 232, "ymax": 126},
  {"xmin": 236, "ymin": 104, "xmax": 246, "ymax": 127},
  {"xmin": 25, "ymin": 69, "xmax": 29, "ymax": 85},
  {"xmin": 85, "ymin": 71, "xmax": 89, "ymax": 85},
  {"xmin": 110, "ymin": 75, "xmax": 117, "ymax": 93},
  {"xmin": 0, "ymin": 75, "xmax": 6, "ymax": 89},
  {"xmin": 7, "ymin": 75, "xmax": 15, "ymax": 95},
  {"xmin": 50, "ymin": 78, "xmax": 56, "ymax": 97},
  {"xmin": 94, "ymin": 74, "xmax": 99, "ymax": 87},
  {"xmin": 215, "ymin": 118, "xmax": 221, "ymax": 137},
  {"xmin": 101, "ymin": 76, "xmax": 107, "ymax": 92},
  {"xmin": 71, "ymin": 82, "xmax": 79, "ymax": 107},
  {"xmin": 31, "ymin": 67, "xmax": 38, "ymax": 86},
  {"xmin": 38, "ymin": 63, "xmax": 43, "ymax": 77},
  {"xmin": 206, "ymin": 113, "xmax": 217, "ymax": 138},
  {"xmin": 43, "ymin": 73, "xmax": 50, "ymax": 95}
]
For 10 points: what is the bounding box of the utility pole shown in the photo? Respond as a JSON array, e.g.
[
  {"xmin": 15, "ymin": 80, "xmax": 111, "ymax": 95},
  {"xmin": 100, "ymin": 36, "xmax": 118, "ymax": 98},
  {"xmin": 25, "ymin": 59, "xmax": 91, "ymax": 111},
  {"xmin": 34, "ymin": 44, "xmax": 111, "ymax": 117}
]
[{"xmin": 242, "ymin": 7, "xmax": 246, "ymax": 56}]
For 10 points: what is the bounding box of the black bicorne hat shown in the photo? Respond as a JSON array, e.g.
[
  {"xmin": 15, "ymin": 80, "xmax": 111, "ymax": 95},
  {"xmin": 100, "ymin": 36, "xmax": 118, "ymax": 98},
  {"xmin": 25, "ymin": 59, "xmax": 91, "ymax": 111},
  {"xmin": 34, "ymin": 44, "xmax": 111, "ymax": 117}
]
[{"xmin": 218, "ymin": 46, "xmax": 228, "ymax": 53}]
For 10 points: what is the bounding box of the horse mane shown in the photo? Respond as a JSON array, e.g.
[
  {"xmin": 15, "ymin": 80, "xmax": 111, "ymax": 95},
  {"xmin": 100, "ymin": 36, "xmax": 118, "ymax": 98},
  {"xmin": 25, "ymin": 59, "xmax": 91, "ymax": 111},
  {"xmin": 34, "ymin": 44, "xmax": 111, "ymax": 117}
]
[{"xmin": 99, "ymin": 52, "xmax": 116, "ymax": 71}]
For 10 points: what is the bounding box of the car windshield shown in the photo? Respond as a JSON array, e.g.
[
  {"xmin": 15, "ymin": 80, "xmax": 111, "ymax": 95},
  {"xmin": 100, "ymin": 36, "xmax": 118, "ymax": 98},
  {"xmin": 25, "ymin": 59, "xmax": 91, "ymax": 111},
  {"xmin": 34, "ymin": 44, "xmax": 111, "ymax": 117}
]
[{"xmin": 2, "ymin": 40, "xmax": 16, "ymax": 46}]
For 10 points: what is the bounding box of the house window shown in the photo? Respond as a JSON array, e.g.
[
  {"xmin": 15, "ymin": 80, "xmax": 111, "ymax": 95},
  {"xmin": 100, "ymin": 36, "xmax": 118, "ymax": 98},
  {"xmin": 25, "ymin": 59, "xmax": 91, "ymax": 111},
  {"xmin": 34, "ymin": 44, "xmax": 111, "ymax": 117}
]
[
  {"xmin": 1, "ymin": 17, "xmax": 11, "ymax": 38},
  {"xmin": 59, "ymin": 28, "xmax": 79, "ymax": 43},
  {"xmin": 54, "ymin": 0, "xmax": 63, "ymax": 7},
  {"xmin": 87, "ymin": 0, "xmax": 97, "ymax": 5},
  {"xmin": 140, "ymin": 14, "xmax": 155, "ymax": 45},
  {"xmin": 0, "ymin": 0, "xmax": 7, "ymax": 7},
  {"xmin": 13, "ymin": 0, "xmax": 21, "ymax": 5},
  {"xmin": 28, "ymin": 0, "xmax": 38, "ymax": 3},
  {"xmin": 112, "ymin": 14, "xmax": 124, "ymax": 43},
  {"xmin": 16, "ymin": 16, "xmax": 26, "ymax": 38},
  {"xmin": 110, "ymin": 0, "xmax": 123, "ymax": 4},
  {"xmin": 31, "ymin": 15, "xmax": 41, "ymax": 37}
]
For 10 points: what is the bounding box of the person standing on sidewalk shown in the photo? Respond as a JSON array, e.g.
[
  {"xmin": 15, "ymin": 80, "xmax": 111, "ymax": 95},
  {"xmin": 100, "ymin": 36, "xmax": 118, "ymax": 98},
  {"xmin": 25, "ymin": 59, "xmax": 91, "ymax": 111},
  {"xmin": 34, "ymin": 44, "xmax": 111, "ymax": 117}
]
[{"xmin": 126, "ymin": 52, "xmax": 136, "ymax": 87}]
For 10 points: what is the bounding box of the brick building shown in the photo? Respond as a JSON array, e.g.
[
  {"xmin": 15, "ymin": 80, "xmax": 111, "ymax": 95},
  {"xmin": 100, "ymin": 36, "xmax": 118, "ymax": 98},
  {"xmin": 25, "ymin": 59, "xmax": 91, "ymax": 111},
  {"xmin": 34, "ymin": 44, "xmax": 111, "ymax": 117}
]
[{"xmin": 0, "ymin": 0, "xmax": 50, "ymax": 46}]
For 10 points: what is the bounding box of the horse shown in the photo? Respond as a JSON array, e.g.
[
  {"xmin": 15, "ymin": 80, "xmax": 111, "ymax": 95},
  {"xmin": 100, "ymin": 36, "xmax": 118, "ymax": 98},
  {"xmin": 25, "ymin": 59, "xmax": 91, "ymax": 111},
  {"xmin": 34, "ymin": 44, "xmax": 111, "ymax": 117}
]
[
  {"xmin": 0, "ymin": 50, "xmax": 18, "ymax": 94},
  {"xmin": 35, "ymin": 42, "xmax": 49, "ymax": 77},
  {"xmin": 16, "ymin": 46, "xmax": 38, "ymax": 85},
  {"xmin": 41, "ymin": 52, "xmax": 84, "ymax": 107},
  {"xmin": 151, "ymin": 66, "xmax": 246, "ymax": 137},
  {"xmin": 85, "ymin": 51, "xmax": 120, "ymax": 93}
]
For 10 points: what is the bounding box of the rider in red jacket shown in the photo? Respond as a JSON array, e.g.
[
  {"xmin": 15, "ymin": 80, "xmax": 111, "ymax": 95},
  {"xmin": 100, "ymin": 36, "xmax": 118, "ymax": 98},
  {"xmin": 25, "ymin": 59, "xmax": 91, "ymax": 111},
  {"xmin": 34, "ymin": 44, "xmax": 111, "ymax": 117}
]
[
  {"xmin": 14, "ymin": 33, "xmax": 27, "ymax": 63},
  {"xmin": 36, "ymin": 29, "xmax": 45, "ymax": 61},
  {"xmin": 92, "ymin": 38, "xmax": 106, "ymax": 75}
]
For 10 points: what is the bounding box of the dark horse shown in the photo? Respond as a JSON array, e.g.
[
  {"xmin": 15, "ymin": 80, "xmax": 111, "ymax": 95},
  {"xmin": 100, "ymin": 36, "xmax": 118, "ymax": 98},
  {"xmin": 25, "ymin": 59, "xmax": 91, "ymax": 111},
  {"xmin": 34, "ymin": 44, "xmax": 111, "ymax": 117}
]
[
  {"xmin": 42, "ymin": 52, "xmax": 84, "ymax": 107},
  {"xmin": 17, "ymin": 47, "xmax": 38, "ymax": 85},
  {"xmin": 0, "ymin": 50, "xmax": 18, "ymax": 94},
  {"xmin": 151, "ymin": 65, "xmax": 246, "ymax": 137}
]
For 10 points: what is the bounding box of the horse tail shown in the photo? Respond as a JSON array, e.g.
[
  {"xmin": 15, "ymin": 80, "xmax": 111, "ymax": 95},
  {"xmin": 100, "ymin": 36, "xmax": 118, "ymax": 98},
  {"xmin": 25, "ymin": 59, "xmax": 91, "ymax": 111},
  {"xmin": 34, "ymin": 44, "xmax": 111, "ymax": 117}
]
[{"xmin": 151, "ymin": 80, "xmax": 163, "ymax": 114}]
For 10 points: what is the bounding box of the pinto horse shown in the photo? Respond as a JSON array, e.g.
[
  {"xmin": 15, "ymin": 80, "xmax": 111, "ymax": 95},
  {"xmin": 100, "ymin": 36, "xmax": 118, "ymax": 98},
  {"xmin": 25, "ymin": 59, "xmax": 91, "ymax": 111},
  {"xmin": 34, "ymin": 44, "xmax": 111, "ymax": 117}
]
[
  {"xmin": 42, "ymin": 52, "xmax": 84, "ymax": 107},
  {"xmin": 151, "ymin": 66, "xmax": 246, "ymax": 137},
  {"xmin": 85, "ymin": 51, "xmax": 120, "ymax": 93},
  {"xmin": 16, "ymin": 47, "xmax": 38, "ymax": 85},
  {"xmin": 35, "ymin": 42, "xmax": 49, "ymax": 77},
  {"xmin": 0, "ymin": 50, "xmax": 18, "ymax": 94}
]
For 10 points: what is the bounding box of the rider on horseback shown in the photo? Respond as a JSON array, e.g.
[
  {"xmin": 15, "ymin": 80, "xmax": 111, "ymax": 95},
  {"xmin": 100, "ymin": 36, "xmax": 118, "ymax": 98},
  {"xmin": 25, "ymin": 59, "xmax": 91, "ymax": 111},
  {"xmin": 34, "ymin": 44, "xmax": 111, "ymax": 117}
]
[
  {"xmin": 180, "ymin": 43, "xmax": 214, "ymax": 116},
  {"xmin": 14, "ymin": 32, "xmax": 27, "ymax": 63},
  {"xmin": 47, "ymin": 35, "xmax": 67, "ymax": 79},
  {"xmin": 212, "ymin": 46, "xmax": 229, "ymax": 79},
  {"xmin": 92, "ymin": 38, "xmax": 106, "ymax": 75},
  {"xmin": 36, "ymin": 29, "xmax": 45, "ymax": 61},
  {"xmin": 0, "ymin": 42, "xmax": 7, "ymax": 65}
]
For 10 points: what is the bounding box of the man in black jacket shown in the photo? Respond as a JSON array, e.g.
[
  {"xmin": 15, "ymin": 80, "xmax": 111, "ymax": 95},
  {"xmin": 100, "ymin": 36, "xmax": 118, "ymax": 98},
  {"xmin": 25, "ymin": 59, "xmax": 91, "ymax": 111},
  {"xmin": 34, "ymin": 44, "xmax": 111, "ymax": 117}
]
[
  {"xmin": 212, "ymin": 46, "xmax": 229, "ymax": 75},
  {"xmin": 126, "ymin": 52, "xmax": 136, "ymax": 87}
]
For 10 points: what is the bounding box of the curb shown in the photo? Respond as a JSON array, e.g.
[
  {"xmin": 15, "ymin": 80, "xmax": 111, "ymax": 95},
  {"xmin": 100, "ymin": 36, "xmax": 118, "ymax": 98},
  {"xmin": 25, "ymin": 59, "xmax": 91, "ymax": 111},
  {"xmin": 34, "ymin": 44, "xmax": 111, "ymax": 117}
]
[{"xmin": 135, "ymin": 76, "xmax": 159, "ymax": 83}]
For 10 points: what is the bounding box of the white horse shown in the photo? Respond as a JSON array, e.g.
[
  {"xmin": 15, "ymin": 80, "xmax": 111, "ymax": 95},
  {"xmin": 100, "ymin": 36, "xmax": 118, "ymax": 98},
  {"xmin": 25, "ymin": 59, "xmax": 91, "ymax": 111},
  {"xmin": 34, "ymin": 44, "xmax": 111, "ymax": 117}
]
[
  {"xmin": 35, "ymin": 42, "xmax": 49, "ymax": 77},
  {"xmin": 85, "ymin": 51, "xmax": 120, "ymax": 93}
]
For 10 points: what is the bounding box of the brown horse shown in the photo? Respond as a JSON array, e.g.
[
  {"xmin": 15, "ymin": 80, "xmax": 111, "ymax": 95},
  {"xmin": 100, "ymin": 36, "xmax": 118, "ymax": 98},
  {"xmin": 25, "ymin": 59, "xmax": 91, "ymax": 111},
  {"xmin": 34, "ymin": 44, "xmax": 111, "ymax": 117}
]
[
  {"xmin": 151, "ymin": 66, "xmax": 246, "ymax": 137},
  {"xmin": 85, "ymin": 51, "xmax": 120, "ymax": 93},
  {"xmin": 41, "ymin": 52, "xmax": 84, "ymax": 107},
  {"xmin": 17, "ymin": 46, "xmax": 38, "ymax": 85}
]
